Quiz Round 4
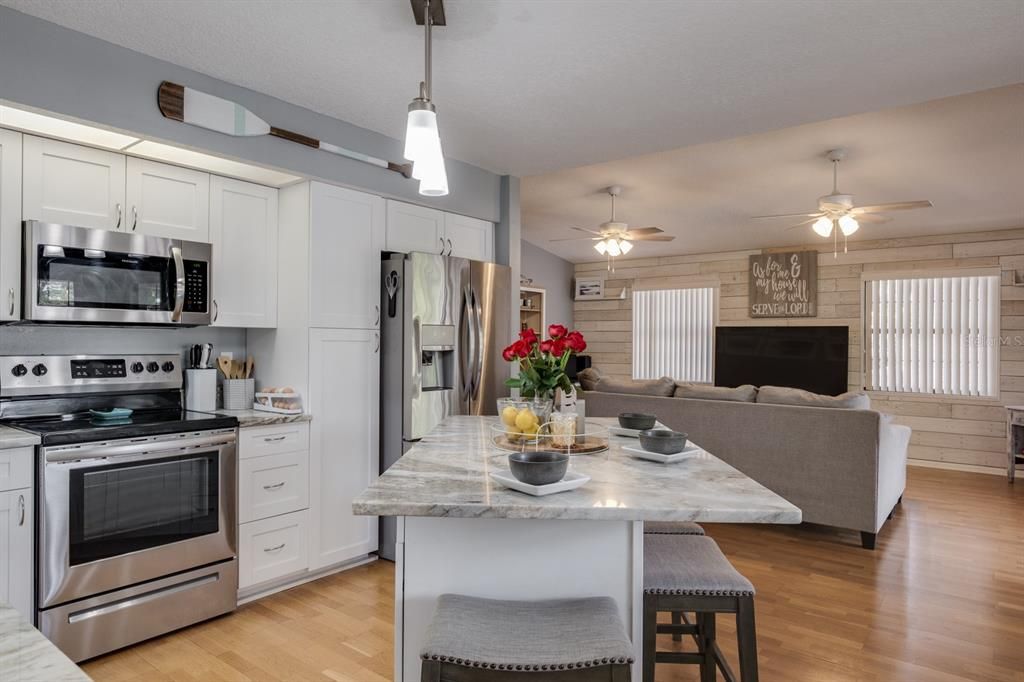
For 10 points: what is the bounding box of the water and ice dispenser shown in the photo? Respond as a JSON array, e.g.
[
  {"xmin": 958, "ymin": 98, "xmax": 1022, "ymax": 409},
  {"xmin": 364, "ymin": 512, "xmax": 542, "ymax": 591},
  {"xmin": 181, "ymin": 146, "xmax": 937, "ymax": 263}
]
[{"xmin": 420, "ymin": 324, "xmax": 455, "ymax": 391}]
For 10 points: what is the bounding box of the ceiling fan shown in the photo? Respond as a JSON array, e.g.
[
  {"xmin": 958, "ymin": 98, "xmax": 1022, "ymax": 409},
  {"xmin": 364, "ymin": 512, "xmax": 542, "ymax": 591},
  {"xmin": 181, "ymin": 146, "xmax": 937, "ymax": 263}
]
[
  {"xmin": 552, "ymin": 185, "xmax": 674, "ymax": 270},
  {"xmin": 752, "ymin": 149, "xmax": 933, "ymax": 255}
]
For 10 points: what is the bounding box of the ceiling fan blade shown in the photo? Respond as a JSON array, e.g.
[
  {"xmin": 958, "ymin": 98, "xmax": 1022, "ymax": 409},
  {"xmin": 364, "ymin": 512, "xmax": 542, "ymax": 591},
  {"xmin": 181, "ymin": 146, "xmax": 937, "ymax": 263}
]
[
  {"xmin": 631, "ymin": 235, "xmax": 675, "ymax": 242},
  {"xmin": 622, "ymin": 227, "xmax": 663, "ymax": 238},
  {"xmin": 852, "ymin": 201, "xmax": 932, "ymax": 214},
  {"xmin": 784, "ymin": 217, "xmax": 824, "ymax": 230},
  {"xmin": 548, "ymin": 236, "xmax": 603, "ymax": 242},
  {"xmin": 571, "ymin": 226, "xmax": 605, "ymax": 236},
  {"xmin": 854, "ymin": 213, "xmax": 891, "ymax": 224},
  {"xmin": 752, "ymin": 211, "xmax": 823, "ymax": 220}
]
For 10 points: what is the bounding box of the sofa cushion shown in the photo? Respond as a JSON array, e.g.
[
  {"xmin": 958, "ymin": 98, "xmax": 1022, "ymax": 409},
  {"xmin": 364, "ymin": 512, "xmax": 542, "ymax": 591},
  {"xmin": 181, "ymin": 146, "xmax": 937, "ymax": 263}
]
[
  {"xmin": 756, "ymin": 385, "xmax": 871, "ymax": 410},
  {"xmin": 577, "ymin": 367, "xmax": 675, "ymax": 397},
  {"xmin": 578, "ymin": 367, "xmax": 602, "ymax": 391},
  {"xmin": 674, "ymin": 383, "xmax": 758, "ymax": 402}
]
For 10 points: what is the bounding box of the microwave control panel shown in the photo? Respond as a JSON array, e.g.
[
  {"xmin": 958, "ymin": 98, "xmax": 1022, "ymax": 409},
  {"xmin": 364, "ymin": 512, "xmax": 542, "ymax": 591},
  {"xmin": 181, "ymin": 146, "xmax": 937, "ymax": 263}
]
[{"xmin": 183, "ymin": 260, "xmax": 208, "ymax": 313}]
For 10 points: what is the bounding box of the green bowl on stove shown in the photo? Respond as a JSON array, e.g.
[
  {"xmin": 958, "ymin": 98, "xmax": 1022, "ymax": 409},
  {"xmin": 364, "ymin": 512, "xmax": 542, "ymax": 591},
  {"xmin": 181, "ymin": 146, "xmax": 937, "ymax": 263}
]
[{"xmin": 89, "ymin": 408, "xmax": 134, "ymax": 420}]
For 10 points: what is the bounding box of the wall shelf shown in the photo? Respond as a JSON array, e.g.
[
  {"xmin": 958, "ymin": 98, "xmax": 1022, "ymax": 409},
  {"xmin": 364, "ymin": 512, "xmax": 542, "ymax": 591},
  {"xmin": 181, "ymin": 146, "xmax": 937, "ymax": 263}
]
[{"xmin": 519, "ymin": 286, "xmax": 546, "ymax": 333}]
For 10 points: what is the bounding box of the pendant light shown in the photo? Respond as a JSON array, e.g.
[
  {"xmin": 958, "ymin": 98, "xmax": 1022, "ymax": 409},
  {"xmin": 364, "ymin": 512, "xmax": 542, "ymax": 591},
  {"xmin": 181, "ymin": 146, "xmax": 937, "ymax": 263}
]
[{"xmin": 404, "ymin": 0, "xmax": 448, "ymax": 196}]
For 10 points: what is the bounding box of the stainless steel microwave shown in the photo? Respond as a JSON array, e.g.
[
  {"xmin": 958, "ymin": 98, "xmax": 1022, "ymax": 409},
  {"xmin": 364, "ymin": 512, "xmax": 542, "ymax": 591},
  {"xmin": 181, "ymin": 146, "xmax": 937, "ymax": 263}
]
[{"xmin": 23, "ymin": 221, "xmax": 212, "ymax": 326}]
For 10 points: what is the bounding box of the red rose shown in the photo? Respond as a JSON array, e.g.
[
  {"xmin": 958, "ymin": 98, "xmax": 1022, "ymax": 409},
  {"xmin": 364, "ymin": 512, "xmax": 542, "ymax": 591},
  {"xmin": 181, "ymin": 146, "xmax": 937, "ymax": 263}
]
[
  {"xmin": 550, "ymin": 338, "xmax": 567, "ymax": 356},
  {"xmin": 548, "ymin": 324, "xmax": 568, "ymax": 339},
  {"xmin": 502, "ymin": 344, "xmax": 517, "ymax": 362},
  {"xmin": 539, "ymin": 340, "xmax": 553, "ymax": 353},
  {"xmin": 565, "ymin": 331, "xmax": 587, "ymax": 353},
  {"xmin": 519, "ymin": 328, "xmax": 538, "ymax": 346},
  {"xmin": 513, "ymin": 340, "xmax": 531, "ymax": 358}
]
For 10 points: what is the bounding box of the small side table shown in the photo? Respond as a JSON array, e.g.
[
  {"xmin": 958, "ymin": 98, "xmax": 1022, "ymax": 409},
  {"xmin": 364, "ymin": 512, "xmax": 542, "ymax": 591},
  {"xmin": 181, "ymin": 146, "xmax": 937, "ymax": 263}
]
[{"xmin": 1007, "ymin": 407, "xmax": 1024, "ymax": 483}]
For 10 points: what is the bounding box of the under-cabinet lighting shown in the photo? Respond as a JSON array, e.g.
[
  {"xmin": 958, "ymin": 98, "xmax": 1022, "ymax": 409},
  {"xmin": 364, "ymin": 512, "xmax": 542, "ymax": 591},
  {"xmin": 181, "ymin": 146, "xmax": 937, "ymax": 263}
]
[
  {"xmin": 124, "ymin": 140, "xmax": 302, "ymax": 187},
  {"xmin": 0, "ymin": 105, "xmax": 140, "ymax": 150}
]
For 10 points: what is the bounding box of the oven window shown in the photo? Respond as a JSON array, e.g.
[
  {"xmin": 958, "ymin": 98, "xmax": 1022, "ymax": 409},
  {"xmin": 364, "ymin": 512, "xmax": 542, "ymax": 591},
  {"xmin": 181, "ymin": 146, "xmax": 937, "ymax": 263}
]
[
  {"xmin": 68, "ymin": 453, "xmax": 219, "ymax": 565},
  {"xmin": 37, "ymin": 245, "xmax": 174, "ymax": 311}
]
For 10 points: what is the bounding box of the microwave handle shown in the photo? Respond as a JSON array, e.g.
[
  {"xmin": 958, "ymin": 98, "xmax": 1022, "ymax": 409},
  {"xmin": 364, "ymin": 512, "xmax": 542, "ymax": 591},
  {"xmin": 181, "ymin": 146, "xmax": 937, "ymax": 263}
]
[{"xmin": 170, "ymin": 246, "xmax": 185, "ymax": 322}]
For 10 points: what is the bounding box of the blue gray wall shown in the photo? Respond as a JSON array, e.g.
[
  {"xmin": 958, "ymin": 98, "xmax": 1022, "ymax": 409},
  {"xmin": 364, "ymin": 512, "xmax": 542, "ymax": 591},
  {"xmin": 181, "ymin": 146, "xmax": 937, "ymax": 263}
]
[{"xmin": 520, "ymin": 240, "xmax": 574, "ymax": 328}]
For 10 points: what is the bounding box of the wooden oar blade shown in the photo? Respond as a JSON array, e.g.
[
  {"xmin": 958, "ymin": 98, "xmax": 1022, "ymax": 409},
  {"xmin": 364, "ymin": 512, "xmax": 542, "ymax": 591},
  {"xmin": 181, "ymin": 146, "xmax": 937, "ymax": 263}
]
[{"xmin": 160, "ymin": 81, "xmax": 270, "ymax": 137}]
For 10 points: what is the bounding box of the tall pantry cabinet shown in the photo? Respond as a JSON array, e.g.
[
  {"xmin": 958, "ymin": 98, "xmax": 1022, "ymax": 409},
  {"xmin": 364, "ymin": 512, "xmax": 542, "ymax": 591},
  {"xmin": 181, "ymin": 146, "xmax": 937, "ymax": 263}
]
[{"xmin": 248, "ymin": 181, "xmax": 383, "ymax": 581}]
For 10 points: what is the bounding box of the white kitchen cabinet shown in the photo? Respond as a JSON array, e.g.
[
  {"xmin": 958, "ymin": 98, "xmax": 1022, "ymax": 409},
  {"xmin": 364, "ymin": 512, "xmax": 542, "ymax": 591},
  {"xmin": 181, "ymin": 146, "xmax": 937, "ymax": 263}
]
[
  {"xmin": 0, "ymin": 447, "xmax": 33, "ymax": 621},
  {"xmin": 309, "ymin": 182, "xmax": 385, "ymax": 329},
  {"xmin": 386, "ymin": 200, "xmax": 445, "ymax": 255},
  {"xmin": 444, "ymin": 212, "xmax": 494, "ymax": 261},
  {"xmin": 307, "ymin": 328, "xmax": 379, "ymax": 570},
  {"xmin": 125, "ymin": 157, "xmax": 210, "ymax": 241},
  {"xmin": 209, "ymin": 176, "xmax": 278, "ymax": 328},
  {"xmin": 0, "ymin": 129, "xmax": 21, "ymax": 321},
  {"xmin": 238, "ymin": 510, "xmax": 309, "ymax": 589},
  {"xmin": 22, "ymin": 135, "xmax": 126, "ymax": 230}
]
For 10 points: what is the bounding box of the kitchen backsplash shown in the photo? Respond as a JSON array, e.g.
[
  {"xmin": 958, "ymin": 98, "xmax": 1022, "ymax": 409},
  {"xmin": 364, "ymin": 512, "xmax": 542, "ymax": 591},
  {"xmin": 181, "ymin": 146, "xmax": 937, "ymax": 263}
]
[{"xmin": 0, "ymin": 325, "xmax": 246, "ymax": 364}]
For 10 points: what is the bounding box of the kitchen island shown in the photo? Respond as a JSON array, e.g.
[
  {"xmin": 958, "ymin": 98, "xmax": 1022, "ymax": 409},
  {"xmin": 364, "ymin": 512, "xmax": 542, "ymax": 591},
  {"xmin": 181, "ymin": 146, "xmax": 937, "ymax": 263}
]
[{"xmin": 353, "ymin": 416, "xmax": 801, "ymax": 681}]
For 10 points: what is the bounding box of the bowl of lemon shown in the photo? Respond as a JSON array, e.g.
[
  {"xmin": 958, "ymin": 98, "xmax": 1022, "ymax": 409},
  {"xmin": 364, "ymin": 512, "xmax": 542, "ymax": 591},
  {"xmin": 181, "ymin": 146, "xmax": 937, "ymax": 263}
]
[{"xmin": 495, "ymin": 398, "xmax": 553, "ymax": 446}]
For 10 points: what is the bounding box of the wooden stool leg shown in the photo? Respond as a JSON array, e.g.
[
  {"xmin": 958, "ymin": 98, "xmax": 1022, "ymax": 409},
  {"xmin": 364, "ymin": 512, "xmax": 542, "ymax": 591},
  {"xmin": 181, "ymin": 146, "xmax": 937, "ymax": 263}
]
[
  {"xmin": 736, "ymin": 597, "xmax": 759, "ymax": 682},
  {"xmin": 672, "ymin": 611, "xmax": 683, "ymax": 642},
  {"xmin": 643, "ymin": 596, "xmax": 658, "ymax": 682},
  {"xmin": 420, "ymin": 659, "xmax": 441, "ymax": 682},
  {"xmin": 699, "ymin": 612, "xmax": 716, "ymax": 682}
]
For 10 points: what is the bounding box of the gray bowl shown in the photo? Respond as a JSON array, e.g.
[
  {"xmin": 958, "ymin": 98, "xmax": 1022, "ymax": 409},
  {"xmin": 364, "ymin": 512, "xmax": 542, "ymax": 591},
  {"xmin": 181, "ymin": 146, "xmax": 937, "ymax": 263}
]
[
  {"xmin": 618, "ymin": 412, "xmax": 657, "ymax": 430},
  {"xmin": 638, "ymin": 429, "xmax": 688, "ymax": 455},
  {"xmin": 508, "ymin": 451, "xmax": 570, "ymax": 486}
]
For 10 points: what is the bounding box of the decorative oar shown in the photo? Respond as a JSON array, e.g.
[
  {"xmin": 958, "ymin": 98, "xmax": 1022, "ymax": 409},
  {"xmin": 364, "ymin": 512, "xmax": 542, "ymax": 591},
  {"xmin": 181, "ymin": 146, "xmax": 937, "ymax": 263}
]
[{"xmin": 157, "ymin": 81, "xmax": 412, "ymax": 178}]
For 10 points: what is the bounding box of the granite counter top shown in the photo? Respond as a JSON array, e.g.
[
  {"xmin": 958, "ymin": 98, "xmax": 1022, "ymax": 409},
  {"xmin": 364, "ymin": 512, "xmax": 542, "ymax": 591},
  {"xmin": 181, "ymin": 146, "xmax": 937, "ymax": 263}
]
[
  {"xmin": 353, "ymin": 416, "xmax": 801, "ymax": 523},
  {"xmin": 214, "ymin": 409, "xmax": 312, "ymax": 428},
  {"xmin": 0, "ymin": 601, "xmax": 90, "ymax": 681},
  {"xmin": 0, "ymin": 425, "xmax": 41, "ymax": 449}
]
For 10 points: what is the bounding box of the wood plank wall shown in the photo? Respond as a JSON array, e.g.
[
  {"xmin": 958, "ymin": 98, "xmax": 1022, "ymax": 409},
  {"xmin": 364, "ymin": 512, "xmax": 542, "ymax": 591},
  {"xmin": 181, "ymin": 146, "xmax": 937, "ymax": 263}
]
[{"xmin": 573, "ymin": 226, "xmax": 1024, "ymax": 470}]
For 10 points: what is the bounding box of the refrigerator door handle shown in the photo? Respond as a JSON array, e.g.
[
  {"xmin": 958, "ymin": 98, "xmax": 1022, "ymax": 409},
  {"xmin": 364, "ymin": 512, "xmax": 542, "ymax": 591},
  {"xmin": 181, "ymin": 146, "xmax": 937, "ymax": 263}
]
[
  {"xmin": 471, "ymin": 287, "xmax": 485, "ymax": 401},
  {"xmin": 459, "ymin": 286, "xmax": 475, "ymax": 400}
]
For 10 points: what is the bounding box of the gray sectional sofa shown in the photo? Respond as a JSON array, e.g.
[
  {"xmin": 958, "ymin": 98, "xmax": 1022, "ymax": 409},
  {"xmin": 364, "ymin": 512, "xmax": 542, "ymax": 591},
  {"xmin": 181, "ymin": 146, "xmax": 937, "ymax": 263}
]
[{"xmin": 579, "ymin": 371, "xmax": 911, "ymax": 549}]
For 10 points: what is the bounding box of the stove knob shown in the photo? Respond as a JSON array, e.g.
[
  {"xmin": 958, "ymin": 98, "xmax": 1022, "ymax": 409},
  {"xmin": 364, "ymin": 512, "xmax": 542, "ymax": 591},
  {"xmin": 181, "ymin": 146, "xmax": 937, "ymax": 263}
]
[
  {"xmin": 11, "ymin": 364, "xmax": 27, "ymax": 377},
  {"xmin": 32, "ymin": 363, "xmax": 48, "ymax": 377},
  {"xmin": 130, "ymin": 362, "xmax": 145, "ymax": 374},
  {"xmin": 162, "ymin": 361, "xmax": 175, "ymax": 373},
  {"xmin": 146, "ymin": 362, "xmax": 160, "ymax": 374}
]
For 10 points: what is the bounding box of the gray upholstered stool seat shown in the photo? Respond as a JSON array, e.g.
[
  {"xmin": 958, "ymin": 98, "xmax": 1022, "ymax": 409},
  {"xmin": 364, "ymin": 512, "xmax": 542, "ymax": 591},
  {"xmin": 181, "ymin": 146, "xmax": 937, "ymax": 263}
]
[
  {"xmin": 421, "ymin": 594, "xmax": 633, "ymax": 681},
  {"xmin": 642, "ymin": 534, "xmax": 759, "ymax": 682},
  {"xmin": 643, "ymin": 521, "xmax": 705, "ymax": 536}
]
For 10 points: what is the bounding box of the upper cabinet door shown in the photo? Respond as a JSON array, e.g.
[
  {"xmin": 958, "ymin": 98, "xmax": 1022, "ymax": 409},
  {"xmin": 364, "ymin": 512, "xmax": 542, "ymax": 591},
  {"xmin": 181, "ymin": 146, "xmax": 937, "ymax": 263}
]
[
  {"xmin": 309, "ymin": 182, "xmax": 385, "ymax": 329},
  {"xmin": 126, "ymin": 158, "xmax": 210, "ymax": 241},
  {"xmin": 209, "ymin": 176, "xmax": 278, "ymax": 328},
  {"xmin": 22, "ymin": 136, "xmax": 126, "ymax": 230},
  {"xmin": 385, "ymin": 200, "xmax": 445, "ymax": 255},
  {"xmin": 0, "ymin": 129, "xmax": 22, "ymax": 321},
  {"xmin": 444, "ymin": 213, "xmax": 494, "ymax": 262}
]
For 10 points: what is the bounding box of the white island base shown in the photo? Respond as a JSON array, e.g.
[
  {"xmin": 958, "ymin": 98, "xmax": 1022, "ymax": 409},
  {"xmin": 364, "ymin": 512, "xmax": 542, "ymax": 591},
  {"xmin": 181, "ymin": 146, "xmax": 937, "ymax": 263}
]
[{"xmin": 394, "ymin": 516, "xmax": 643, "ymax": 681}]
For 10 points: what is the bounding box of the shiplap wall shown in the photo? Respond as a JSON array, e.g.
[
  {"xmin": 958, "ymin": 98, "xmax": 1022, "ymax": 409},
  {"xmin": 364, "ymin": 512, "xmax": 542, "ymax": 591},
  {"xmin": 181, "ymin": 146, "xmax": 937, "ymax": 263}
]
[{"xmin": 573, "ymin": 226, "xmax": 1024, "ymax": 470}]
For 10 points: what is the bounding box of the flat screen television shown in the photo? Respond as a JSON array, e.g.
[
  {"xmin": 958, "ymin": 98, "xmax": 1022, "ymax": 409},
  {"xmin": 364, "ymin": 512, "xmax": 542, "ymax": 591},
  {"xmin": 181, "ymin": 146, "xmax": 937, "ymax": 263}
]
[{"xmin": 714, "ymin": 326, "xmax": 849, "ymax": 396}]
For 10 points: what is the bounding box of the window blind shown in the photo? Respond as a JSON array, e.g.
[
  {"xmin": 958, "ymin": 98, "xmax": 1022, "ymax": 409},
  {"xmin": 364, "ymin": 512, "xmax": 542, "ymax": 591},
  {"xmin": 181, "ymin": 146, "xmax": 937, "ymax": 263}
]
[
  {"xmin": 633, "ymin": 287, "xmax": 716, "ymax": 382},
  {"xmin": 865, "ymin": 275, "xmax": 1000, "ymax": 397}
]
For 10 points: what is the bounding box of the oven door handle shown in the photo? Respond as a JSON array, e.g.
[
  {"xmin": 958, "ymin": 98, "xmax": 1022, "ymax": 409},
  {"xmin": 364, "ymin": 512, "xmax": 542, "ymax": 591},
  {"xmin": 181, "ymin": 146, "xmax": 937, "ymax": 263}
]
[
  {"xmin": 170, "ymin": 245, "xmax": 185, "ymax": 323},
  {"xmin": 44, "ymin": 433, "xmax": 236, "ymax": 464}
]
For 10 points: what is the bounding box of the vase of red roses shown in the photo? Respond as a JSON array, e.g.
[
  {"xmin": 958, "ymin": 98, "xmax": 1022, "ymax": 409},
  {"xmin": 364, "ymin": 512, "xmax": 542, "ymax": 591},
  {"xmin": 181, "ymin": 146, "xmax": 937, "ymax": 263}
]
[{"xmin": 502, "ymin": 324, "xmax": 588, "ymax": 403}]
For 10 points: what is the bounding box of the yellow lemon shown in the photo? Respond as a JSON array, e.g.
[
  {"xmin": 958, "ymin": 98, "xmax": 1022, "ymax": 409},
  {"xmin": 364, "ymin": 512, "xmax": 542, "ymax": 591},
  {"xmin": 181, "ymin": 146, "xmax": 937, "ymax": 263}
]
[
  {"xmin": 501, "ymin": 406, "xmax": 519, "ymax": 427},
  {"xmin": 515, "ymin": 409, "xmax": 536, "ymax": 431},
  {"xmin": 505, "ymin": 425, "xmax": 522, "ymax": 442},
  {"xmin": 523, "ymin": 423, "xmax": 540, "ymax": 435}
]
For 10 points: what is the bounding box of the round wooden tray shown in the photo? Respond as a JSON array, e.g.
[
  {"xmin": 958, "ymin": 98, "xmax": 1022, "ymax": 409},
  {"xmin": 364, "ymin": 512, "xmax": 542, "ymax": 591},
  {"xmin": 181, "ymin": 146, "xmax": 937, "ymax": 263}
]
[{"xmin": 490, "ymin": 434, "xmax": 609, "ymax": 455}]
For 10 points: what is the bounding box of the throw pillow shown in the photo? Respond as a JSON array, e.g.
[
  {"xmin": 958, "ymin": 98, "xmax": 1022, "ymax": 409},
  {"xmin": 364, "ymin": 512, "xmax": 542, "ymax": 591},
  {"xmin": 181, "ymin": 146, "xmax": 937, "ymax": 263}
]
[
  {"xmin": 756, "ymin": 385, "xmax": 871, "ymax": 410},
  {"xmin": 577, "ymin": 367, "xmax": 602, "ymax": 391},
  {"xmin": 674, "ymin": 383, "xmax": 758, "ymax": 402}
]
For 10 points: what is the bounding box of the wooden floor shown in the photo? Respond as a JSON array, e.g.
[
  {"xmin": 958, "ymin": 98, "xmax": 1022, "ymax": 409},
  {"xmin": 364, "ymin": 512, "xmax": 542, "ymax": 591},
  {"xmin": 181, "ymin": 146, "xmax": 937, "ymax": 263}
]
[{"xmin": 82, "ymin": 467, "xmax": 1023, "ymax": 682}]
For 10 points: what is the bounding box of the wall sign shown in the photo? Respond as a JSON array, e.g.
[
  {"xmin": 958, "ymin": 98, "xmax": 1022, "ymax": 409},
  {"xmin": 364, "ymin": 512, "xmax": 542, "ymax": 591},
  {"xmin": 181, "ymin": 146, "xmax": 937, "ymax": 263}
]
[{"xmin": 748, "ymin": 251, "xmax": 817, "ymax": 317}]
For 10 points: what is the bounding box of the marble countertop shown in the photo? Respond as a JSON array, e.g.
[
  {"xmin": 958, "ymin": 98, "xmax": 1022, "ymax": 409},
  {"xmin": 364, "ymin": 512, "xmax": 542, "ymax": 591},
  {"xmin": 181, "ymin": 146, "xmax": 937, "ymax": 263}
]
[
  {"xmin": 214, "ymin": 408, "xmax": 312, "ymax": 428},
  {"xmin": 0, "ymin": 425, "xmax": 41, "ymax": 449},
  {"xmin": 0, "ymin": 601, "xmax": 90, "ymax": 681},
  {"xmin": 353, "ymin": 416, "xmax": 802, "ymax": 523}
]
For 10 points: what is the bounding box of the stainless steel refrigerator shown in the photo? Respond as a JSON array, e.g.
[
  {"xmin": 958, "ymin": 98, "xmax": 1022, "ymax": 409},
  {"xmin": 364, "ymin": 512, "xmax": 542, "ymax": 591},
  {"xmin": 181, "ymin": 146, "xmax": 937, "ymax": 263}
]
[{"xmin": 379, "ymin": 251, "xmax": 511, "ymax": 560}]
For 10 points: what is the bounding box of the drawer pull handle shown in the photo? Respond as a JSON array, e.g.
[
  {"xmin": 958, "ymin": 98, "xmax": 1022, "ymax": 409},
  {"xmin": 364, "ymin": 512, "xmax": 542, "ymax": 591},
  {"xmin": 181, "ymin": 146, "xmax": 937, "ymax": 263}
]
[
  {"xmin": 263, "ymin": 481, "xmax": 285, "ymax": 491},
  {"xmin": 263, "ymin": 543, "xmax": 286, "ymax": 553},
  {"xmin": 263, "ymin": 436, "xmax": 287, "ymax": 442},
  {"xmin": 18, "ymin": 494, "xmax": 25, "ymax": 527}
]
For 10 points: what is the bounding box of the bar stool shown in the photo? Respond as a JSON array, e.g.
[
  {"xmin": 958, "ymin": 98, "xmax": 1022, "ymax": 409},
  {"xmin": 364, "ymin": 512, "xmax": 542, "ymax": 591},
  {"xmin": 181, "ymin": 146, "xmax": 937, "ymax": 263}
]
[
  {"xmin": 643, "ymin": 534, "xmax": 758, "ymax": 682},
  {"xmin": 421, "ymin": 594, "xmax": 634, "ymax": 681},
  {"xmin": 644, "ymin": 521, "xmax": 705, "ymax": 535}
]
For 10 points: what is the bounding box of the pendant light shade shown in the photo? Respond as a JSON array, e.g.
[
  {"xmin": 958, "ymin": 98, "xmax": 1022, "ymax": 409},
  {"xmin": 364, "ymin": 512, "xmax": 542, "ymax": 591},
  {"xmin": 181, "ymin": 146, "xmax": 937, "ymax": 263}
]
[
  {"xmin": 619, "ymin": 239, "xmax": 633, "ymax": 254},
  {"xmin": 404, "ymin": 0, "xmax": 449, "ymax": 196},
  {"xmin": 404, "ymin": 107, "xmax": 440, "ymax": 166},
  {"xmin": 812, "ymin": 217, "xmax": 833, "ymax": 237},
  {"xmin": 838, "ymin": 215, "xmax": 859, "ymax": 236},
  {"xmin": 594, "ymin": 240, "xmax": 608, "ymax": 255}
]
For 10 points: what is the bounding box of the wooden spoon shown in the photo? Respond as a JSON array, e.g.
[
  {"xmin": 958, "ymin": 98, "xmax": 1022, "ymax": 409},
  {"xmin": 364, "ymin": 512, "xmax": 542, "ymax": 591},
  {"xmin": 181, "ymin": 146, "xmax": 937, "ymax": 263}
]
[
  {"xmin": 218, "ymin": 357, "xmax": 232, "ymax": 379},
  {"xmin": 244, "ymin": 356, "xmax": 254, "ymax": 379}
]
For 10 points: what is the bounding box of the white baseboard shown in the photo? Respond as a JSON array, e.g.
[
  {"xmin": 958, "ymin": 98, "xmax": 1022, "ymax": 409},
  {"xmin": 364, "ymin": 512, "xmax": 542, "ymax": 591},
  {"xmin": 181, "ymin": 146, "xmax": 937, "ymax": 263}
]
[
  {"xmin": 238, "ymin": 554, "xmax": 378, "ymax": 605},
  {"xmin": 907, "ymin": 458, "xmax": 1006, "ymax": 477}
]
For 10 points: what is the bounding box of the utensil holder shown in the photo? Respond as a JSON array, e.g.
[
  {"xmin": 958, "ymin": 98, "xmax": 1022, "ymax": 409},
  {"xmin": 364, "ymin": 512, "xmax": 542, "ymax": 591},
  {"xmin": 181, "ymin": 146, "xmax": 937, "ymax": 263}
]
[
  {"xmin": 222, "ymin": 378, "xmax": 254, "ymax": 410},
  {"xmin": 185, "ymin": 369, "xmax": 217, "ymax": 412}
]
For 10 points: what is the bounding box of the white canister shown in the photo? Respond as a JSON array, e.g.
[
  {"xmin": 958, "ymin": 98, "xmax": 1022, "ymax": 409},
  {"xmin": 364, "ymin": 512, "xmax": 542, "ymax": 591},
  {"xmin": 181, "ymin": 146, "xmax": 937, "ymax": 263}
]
[{"xmin": 185, "ymin": 369, "xmax": 217, "ymax": 412}]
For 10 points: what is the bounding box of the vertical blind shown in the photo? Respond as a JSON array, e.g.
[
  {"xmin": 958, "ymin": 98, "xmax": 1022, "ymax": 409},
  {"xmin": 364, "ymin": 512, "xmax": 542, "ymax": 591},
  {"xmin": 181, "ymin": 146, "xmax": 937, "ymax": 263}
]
[
  {"xmin": 865, "ymin": 275, "xmax": 1000, "ymax": 397},
  {"xmin": 633, "ymin": 287, "xmax": 716, "ymax": 382}
]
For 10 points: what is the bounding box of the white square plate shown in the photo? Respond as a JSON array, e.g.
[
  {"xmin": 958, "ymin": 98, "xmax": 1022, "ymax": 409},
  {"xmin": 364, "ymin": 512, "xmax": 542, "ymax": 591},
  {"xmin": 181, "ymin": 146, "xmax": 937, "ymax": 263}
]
[
  {"xmin": 609, "ymin": 422, "xmax": 670, "ymax": 438},
  {"xmin": 621, "ymin": 443, "xmax": 702, "ymax": 463},
  {"xmin": 488, "ymin": 470, "xmax": 591, "ymax": 496}
]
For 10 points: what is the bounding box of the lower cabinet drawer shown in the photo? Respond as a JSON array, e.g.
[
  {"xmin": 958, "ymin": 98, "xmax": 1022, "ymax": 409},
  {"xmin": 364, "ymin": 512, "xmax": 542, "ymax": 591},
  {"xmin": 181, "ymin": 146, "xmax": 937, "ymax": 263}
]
[
  {"xmin": 238, "ymin": 510, "xmax": 309, "ymax": 589},
  {"xmin": 239, "ymin": 450, "xmax": 309, "ymax": 523}
]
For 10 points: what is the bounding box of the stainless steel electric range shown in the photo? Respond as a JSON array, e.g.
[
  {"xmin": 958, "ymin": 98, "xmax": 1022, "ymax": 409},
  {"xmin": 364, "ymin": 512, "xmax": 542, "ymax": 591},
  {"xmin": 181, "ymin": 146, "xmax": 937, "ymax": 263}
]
[{"xmin": 0, "ymin": 354, "xmax": 239, "ymax": 662}]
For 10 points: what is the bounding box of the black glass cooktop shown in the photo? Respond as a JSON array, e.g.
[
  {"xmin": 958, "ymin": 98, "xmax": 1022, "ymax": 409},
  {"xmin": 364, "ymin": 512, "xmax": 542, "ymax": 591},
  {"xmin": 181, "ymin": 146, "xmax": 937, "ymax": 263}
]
[{"xmin": 5, "ymin": 409, "xmax": 238, "ymax": 446}]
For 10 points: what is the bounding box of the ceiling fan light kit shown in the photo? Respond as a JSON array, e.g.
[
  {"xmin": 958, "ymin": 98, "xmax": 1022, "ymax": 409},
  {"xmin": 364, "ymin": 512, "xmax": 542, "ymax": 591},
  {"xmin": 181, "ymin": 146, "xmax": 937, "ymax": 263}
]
[
  {"xmin": 404, "ymin": 0, "xmax": 449, "ymax": 196},
  {"xmin": 752, "ymin": 148, "xmax": 932, "ymax": 257}
]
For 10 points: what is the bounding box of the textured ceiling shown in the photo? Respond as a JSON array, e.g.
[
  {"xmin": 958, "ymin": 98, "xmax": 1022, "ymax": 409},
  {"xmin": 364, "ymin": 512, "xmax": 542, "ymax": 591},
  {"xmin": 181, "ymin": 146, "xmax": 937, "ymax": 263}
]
[
  {"xmin": 1, "ymin": 0, "xmax": 1022, "ymax": 176},
  {"xmin": 522, "ymin": 85, "xmax": 1024, "ymax": 261}
]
